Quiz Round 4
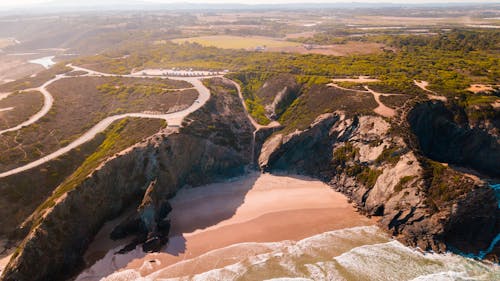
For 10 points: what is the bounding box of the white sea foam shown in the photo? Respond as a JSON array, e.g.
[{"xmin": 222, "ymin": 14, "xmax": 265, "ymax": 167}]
[
  {"xmin": 144, "ymin": 225, "xmax": 498, "ymax": 281},
  {"xmin": 91, "ymin": 224, "xmax": 500, "ymax": 281}
]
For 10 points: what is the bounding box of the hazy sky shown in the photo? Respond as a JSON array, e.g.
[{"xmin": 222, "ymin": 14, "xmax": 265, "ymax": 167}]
[{"xmin": 0, "ymin": 0, "xmax": 498, "ymax": 7}]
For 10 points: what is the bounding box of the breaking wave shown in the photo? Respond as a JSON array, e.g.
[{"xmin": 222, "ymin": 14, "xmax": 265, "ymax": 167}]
[{"xmin": 102, "ymin": 225, "xmax": 500, "ymax": 281}]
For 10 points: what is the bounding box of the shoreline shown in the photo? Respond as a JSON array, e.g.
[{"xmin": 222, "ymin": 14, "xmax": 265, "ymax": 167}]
[{"xmin": 77, "ymin": 172, "xmax": 375, "ymax": 280}]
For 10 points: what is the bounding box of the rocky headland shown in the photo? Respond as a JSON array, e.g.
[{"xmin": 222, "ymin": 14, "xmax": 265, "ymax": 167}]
[{"xmin": 1, "ymin": 79, "xmax": 499, "ymax": 281}]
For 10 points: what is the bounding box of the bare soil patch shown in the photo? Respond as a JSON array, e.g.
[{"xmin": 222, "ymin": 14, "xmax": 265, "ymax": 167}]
[
  {"xmin": 467, "ymin": 84, "xmax": 496, "ymax": 93},
  {"xmin": 332, "ymin": 76, "xmax": 381, "ymax": 83}
]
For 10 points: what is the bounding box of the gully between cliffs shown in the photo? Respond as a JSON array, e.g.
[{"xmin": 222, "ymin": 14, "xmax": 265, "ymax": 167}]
[
  {"xmin": 2, "ymin": 89, "xmax": 500, "ymax": 281},
  {"xmin": 1, "ymin": 78, "xmax": 254, "ymax": 281}
]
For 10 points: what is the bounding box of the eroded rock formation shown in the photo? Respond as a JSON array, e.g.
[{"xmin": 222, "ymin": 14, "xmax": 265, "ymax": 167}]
[
  {"xmin": 258, "ymin": 111, "xmax": 500, "ymax": 257},
  {"xmin": 1, "ymin": 80, "xmax": 253, "ymax": 281}
]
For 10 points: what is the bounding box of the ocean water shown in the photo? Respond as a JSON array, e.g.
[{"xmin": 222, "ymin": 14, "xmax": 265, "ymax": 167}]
[{"xmin": 102, "ymin": 226, "xmax": 500, "ymax": 281}]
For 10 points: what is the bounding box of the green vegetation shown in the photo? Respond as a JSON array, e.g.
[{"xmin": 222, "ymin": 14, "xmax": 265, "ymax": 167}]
[
  {"xmin": 76, "ymin": 29, "xmax": 499, "ymax": 98},
  {"xmin": 227, "ymin": 72, "xmax": 273, "ymax": 125},
  {"xmin": 0, "ymin": 63, "xmax": 71, "ymax": 92},
  {"xmin": 375, "ymin": 146, "xmax": 403, "ymax": 166},
  {"xmin": 295, "ymin": 75, "xmax": 332, "ymax": 89},
  {"xmin": 394, "ymin": 175, "xmax": 417, "ymax": 192},
  {"xmin": 33, "ymin": 118, "xmax": 165, "ymax": 225},
  {"xmin": 97, "ymin": 78, "xmax": 186, "ymax": 99},
  {"xmin": 333, "ymin": 142, "xmax": 359, "ymax": 168},
  {"xmin": 74, "ymin": 29, "xmax": 500, "ymax": 134},
  {"xmin": 356, "ymin": 167, "xmax": 383, "ymax": 189},
  {"xmin": 202, "ymin": 79, "xmax": 237, "ymax": 96},
  {"xmin": 333, "ymin": 143, "xmax": 382, "ymax": 188},
  {"xmin": 422, "ymin": 160, "xmax": 476, "ymax": 212},
  {"xmin": 278, "ymin": 84, "xmax": 377, "ymax": 132},
  {"xmin": 464, "ymin": 95, "xmax": 498, "ymax": 106}
]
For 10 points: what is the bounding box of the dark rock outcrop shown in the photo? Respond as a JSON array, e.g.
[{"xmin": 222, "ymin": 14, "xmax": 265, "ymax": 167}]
[
  {"xmin": 408, "ymin": 101, "xmax": 500, "ymax": 178},
  {"xmin": 258, "ymin": 111, "xmax": 500, "ymax": 258},
  {"xmin": 1, "ymin": 81, "xmax": 253, "ymax": 281}
]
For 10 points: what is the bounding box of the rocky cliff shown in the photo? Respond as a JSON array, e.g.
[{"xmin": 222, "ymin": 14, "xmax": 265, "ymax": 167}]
[
  {"xmin": 2, "ymin": 80, "xmax": 499, "ymax": 281},
  {"xmin": 408, "ymin": 101, "xmax": 500, "ymax": 178},
  {"xmin": 259, "ymin": 110, "xmax": 500, "ymax": 258},
  {"xmin": 1, "ymin": 78, "xmax": 253, "ymax": 281}
]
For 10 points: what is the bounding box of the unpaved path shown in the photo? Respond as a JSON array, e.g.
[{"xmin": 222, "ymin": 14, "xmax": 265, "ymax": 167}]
[
  {"xmin": 413, "ymin": 80, "xmax": 448, "ymax": 102},
  {"xmin": 0, "ymin": 107, "xmax": 14, "ymax": 112},
  {"xmin": 327, "ymin": 82, "xmax": 397, "ymax": 118},
  {"xmin": 0, "ymin": 74, "xmax": 63, "ymax": 136},
  {"xmin": 363, "ymin": 86, "xmax": 396, "ymax": 118},
  {"xmin": 0, "ymin": 66, "xmax": 214, "ymax": 178}
]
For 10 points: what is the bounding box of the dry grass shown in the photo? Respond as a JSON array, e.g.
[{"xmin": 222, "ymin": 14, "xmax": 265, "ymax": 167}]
[
  {"xmin": 379, "ymin": 94, "xmax": 412, "ymax": 109},
  {"xmin": 172, "ymin": 35, "xmax": 301, "ymax": 50},
  {"xmin": 279, "ymin": 84, "xmax": 378, "ymax": 132},
  {"xmin": 0, "ymin": 91, "xmax": 44, "ymax": 130},
  {"xmin": 0, "ymin": 55, "xmax": 44, "ymax": 85},
  {"xmin": 0, "ymin": 76, "xmax": 197, "ymax": 172},
  {"xmin": 267, "ymin": 42, "xmax": 385, "ymax": 56},
  {"xmin": 284, "ymin": 31, "xmax": 318, "ymax": 39},
  {"xmin": 0, "ymin": 118, "xmax": 165, "ymax": 236}
]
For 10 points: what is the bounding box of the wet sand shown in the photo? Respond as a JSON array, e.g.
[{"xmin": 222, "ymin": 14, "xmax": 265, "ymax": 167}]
[{"xmin": 77, "ymin": 172, "xmax": 375, "ymax": 280}]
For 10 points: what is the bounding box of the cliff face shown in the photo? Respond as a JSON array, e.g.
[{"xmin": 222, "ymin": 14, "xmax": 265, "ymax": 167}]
[
  {"xmin": 1, "ymin": 80, "xmax": 253, "ymax": 281},
  {"xmin": 408, "ymin": 101, "xmax": 500, "ymax": 178},
  {"xmin": 2, "ymin": 80, "xmax": 499, "ymax": 281},
  {"xmin": 261, "ymin": 74, "xmax": 301, "ymax": 120},
  {"xmin": 259, "ymin": 111, "xmax": 499, "ymax": 257}
]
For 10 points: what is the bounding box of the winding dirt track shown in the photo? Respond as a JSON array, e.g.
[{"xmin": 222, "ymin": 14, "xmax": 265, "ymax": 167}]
[
  {"xmin": 413, "ymin": 80, "xmax": 448, "ymax": 102},
  {"xmin": 363, "ymin": 86, "xmax": 396, "ymax": 118},
  {"xmin": 0, "ymin": 66, "xmax": 214, "ymax": 178},
  {"xmin": 327, "ymin": 82, "xmax": 397, "ymax": 118},
  {"xmin": 0, "ymin": 75, "xmax": 62, "ymax": 136}
]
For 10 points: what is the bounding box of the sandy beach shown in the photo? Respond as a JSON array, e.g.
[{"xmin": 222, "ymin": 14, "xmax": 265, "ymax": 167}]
[{"xmin": 77, "ymin": 172, "xmax": 374, "ymax": 280}]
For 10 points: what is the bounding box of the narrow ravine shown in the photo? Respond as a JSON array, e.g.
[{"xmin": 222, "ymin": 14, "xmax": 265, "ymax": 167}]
[{"xmin": 223, "ymin": 77, "xmax": 281, "ymax": 166}]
